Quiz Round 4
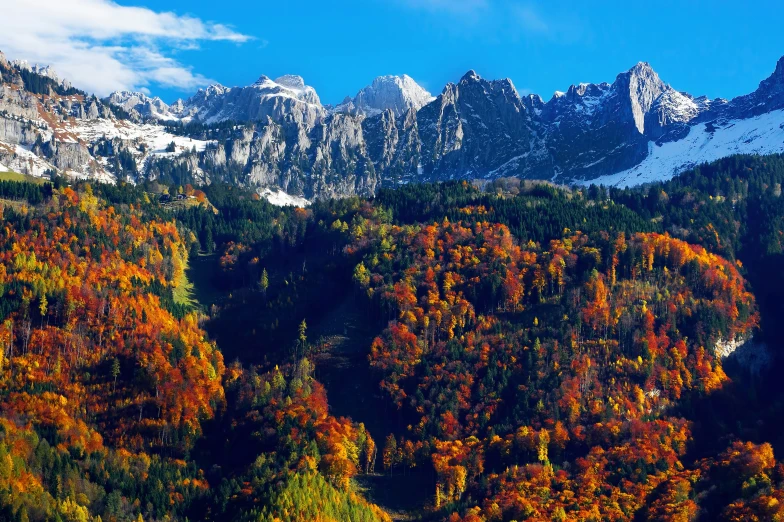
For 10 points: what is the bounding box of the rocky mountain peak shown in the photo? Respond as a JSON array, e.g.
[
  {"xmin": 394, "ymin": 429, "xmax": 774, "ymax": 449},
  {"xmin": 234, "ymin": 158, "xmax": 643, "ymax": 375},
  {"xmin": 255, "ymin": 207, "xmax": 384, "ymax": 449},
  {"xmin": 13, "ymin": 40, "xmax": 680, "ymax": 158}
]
[
  {"xmin": 629, "ymin": 61, "xmax": 655, "ymax": 75},
  {"xmin": 494, "ymin": 77, "xmax": 518, "ymax": 93},
  {"xmin": 254, "ymin": 75, "xmax": 272, "ymax": 85},
  {"xmin": 567, "ymin": 82, "xmax": 610, "ymax": 98},
  {"xmin": 560, "ymin": 82, "xmax": 609, "ymax": 103},
  {"xmin": 775, "ymin": 55, "xmax": 784, "ymax": 77},
  {"xmin": 249, "ymin": 74, "xmax": 322, "ymax": 106},
  {"xmin": 460, "ymin": 70, "xmax": 481, "ymax": 83},
  {"xmin": 275, "ymin": 75, "xmax": 307, "ymax": 90},
  {"xmin": 620, "ymin": 61, "xmax": 665, "ymax": 90},
  {"xmin": 335, "ymin": 74, "xmax": 433, "ymax": 117},
  {"xmin": 203, "ymin": 84, "xmax": 228, "ymax": 96},
  {"xmin": 105, "ymin": 90, "xmax": 181, "ymax": 121},
  {"xmin": 714, "ymin": 55, "xmax": 784, "ymax": 119},
  {"xmin": 614, "ymin": 61, "xmax": 668, "ymax": 134},
  {"xmin": 757, "ymin": 55, "xmax": 784, "ymax": 92}
]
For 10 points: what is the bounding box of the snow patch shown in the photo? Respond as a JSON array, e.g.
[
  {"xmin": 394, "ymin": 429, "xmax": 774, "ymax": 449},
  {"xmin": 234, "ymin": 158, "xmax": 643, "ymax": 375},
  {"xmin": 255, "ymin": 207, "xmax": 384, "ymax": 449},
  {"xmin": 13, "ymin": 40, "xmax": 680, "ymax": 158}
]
[
  {"xmin": 260, "ymin": 188, "xmax": 310, "ymax": 207},
  {"xmin": 67, "ymin": 119, "xmax": 212, "ymax": 153},
  {"xmin": 580, "ymin": 110, "xmax": 784, "ymax": 187},
  {"xmin": 0, "ymin": 143, "xmax": 56, "ymax": 177},
  {"xmin": 64, "ymin": 118, "xmax": 214, "ymax": 174}
]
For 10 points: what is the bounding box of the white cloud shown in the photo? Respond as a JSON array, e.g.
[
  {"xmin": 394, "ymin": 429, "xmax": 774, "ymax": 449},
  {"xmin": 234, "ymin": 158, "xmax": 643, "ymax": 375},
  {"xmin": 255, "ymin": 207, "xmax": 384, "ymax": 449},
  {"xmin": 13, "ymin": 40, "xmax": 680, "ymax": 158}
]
[{"xmin": 0, "ymin": 0, "xmax": 251, "ymax": 96}]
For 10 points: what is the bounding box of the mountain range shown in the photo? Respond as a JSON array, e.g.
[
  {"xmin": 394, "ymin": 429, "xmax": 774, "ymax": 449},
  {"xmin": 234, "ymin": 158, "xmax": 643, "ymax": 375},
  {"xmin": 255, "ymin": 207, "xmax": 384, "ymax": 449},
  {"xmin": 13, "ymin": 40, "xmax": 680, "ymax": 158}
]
[{"xmin": 1, "ymin": 50, "xmax": 784, "ymax": 202}]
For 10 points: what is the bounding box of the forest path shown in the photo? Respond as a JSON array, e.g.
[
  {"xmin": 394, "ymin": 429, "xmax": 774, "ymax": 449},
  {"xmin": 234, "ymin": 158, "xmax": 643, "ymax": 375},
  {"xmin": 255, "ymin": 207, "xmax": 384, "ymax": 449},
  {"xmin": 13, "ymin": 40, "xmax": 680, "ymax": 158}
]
[{"xmin": 310, "ymin": 294, "xmax": 432, "ymax": 521}]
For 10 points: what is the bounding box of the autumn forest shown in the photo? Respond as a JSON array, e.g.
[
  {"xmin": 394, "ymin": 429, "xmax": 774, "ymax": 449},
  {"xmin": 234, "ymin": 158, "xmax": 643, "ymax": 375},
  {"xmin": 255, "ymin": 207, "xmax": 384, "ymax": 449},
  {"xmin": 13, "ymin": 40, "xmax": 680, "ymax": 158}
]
[{"xmin": 1, "ymin": 153, "xmax": 784, "ymax": 521}]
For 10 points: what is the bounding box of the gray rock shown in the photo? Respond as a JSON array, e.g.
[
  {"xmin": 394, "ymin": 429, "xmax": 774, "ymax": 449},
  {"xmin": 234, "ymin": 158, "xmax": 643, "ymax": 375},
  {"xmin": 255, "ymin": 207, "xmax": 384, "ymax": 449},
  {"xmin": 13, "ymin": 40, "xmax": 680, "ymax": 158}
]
[
  {"xmin": 177, "ymin": 76, "xmax": 325, "ymax": 127},
  {"xmin": 334, "ymin": 75, "xmax": 433, "ymax": 117},
  {"xmin": 6, "ymin": 51, "xmax": 784, "ymax": 202}
]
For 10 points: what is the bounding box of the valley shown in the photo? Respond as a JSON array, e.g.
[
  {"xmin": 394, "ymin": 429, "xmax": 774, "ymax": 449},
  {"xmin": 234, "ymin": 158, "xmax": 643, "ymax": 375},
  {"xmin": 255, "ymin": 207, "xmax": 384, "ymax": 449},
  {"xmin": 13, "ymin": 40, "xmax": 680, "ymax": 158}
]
[{"xmin": 2, "ymin": 20, "xmax": 784, "ymax": 521}]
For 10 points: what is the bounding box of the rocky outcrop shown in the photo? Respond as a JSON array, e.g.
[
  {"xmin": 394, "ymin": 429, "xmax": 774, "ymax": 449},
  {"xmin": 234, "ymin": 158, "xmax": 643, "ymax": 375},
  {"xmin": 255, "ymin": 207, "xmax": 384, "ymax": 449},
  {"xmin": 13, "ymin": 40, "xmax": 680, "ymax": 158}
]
[
  {"xmin": 334, "ymin": 75, "xmax": 433, "ymax": 117},
  {"xmin": 716, "ymin": 337, "xmax": 771, "ymax": 376},
  {"xmin": 50, "ymin": 141, "xmax": 94, "ymax": 171},
  {"xmin": 0, "ymin": 116, "xmax": 40, "ymax": 145},
  {"xmin": 177, "ymin": 76, "xmax": 326, "ymax": 127},
  {"xmin": 105, "ymin": 91, "xmax": 179, "ymax": 121}
]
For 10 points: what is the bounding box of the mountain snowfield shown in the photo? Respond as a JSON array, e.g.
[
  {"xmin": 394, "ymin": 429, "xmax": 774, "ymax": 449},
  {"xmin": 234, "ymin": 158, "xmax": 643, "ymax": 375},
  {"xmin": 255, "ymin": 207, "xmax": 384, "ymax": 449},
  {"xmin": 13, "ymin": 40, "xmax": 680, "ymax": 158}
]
[
  {"xmin": 66, "ymin": 118, "xmax": 215, "ymax": 180},
  {"xmin": 2, "ymin": 49, "xmax": 784, "ymax": 205},
  {"xmin": 0, "ymin": 143, "xmax": 59, "ymax": 178},
  {"xmin": 583, "ymin": 109, "xmax": 784, "ymax": 187}
]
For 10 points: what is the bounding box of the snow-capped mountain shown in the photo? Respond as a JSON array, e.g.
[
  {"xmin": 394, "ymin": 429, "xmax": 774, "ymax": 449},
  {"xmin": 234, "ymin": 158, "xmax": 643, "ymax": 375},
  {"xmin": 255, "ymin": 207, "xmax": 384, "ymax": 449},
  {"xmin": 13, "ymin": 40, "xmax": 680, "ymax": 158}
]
[
  {"xmin": 0, "ymin": 52, "xmax": 213, "ymax": 182},
  {"xmin": 106, "ymin": 91, "xmax": 181, "ymax": 121},
  {"xmin": 11, "ymin": 59, "xmax": 61, "ymax": 82},
  {"xmin": 583, "ymin": 57, "xmax": 784, "ymax": 187},
  {"xmin": 106, "ymin": 75, "xmax": 325, "ymax": 126},
  {"xmin": 333, "ymin": 75, "xmax": 434, "ymax": 117},
  {"xmin": 109, "ymin": 74, "xmax": 433, "ymax": 124},
  {"xmin": 4, "ymin": 49, "xmax": 784, "ymax": 203},
  {"xmin": 174, "ymin": 75, "xmax": 325, "ymax": 126}
]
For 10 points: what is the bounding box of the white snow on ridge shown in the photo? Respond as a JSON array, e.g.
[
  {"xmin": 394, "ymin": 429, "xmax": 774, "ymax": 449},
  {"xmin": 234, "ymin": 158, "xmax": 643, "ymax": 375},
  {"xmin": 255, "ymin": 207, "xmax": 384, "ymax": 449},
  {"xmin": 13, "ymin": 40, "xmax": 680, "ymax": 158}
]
[
  {"xmin": 581, "ymin": 110, "xmax": 784, "ymax": 187},
  {"xmin": 64, "ymin": 118, "xmax": 214, "ymax": 175},
  {"xmin": 0, "ymin": 162, "xmax": 7, "ymax": 172},
  {"xmin": 260, "ymin": 188, "xmax": 310, "ymax": 207},
  {"xmin": 106, "ymin": 91, "xmax": 181, "ymax": 121},
  {"xmin": 0, "ymin": 143, "xmax": 56, "ymax": 177},
  {"xmin": 251, "ymin": 75, "xmax": 322, "ymax": 106},
  {"xmin": 335, "ymin": 74, "xmax": 434, "ymax": 117},
  {"xmin": 67, "ymin": 119, "xmax": 212, "ymax": 153}
]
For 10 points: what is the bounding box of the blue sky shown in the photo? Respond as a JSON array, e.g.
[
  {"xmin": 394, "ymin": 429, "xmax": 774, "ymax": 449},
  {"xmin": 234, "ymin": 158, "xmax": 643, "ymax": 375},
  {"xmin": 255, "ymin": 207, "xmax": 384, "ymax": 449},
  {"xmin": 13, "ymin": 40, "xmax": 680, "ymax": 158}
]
[{"xmin": 3, "ymin": 0, "xmax": 783, "ymax": 104}]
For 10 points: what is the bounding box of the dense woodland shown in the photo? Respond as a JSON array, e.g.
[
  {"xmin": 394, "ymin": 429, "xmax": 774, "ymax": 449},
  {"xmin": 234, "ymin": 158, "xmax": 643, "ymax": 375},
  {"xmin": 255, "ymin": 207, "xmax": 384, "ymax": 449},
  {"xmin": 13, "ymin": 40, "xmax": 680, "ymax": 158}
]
[{"xmin": 0, "ymin": 153, "xmax": 783, "ymax": 521}]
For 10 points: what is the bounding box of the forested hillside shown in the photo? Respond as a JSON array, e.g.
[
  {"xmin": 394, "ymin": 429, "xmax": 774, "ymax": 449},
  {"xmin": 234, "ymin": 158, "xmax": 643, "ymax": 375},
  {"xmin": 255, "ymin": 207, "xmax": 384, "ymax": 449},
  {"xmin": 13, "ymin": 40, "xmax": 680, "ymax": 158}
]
[
  {"xmin": 0, "ymin": 182, "xmax": 385, "ymax": 521},
  {"xmin": 0, "ymin": 153, "xmax": 783, "ymax": 521}
]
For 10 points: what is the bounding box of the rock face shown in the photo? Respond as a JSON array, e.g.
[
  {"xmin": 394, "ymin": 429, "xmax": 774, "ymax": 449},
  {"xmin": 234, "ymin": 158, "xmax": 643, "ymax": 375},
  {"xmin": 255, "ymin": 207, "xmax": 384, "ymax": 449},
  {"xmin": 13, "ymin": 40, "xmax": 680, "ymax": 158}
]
[
  {"xmin": 165, "ymin": 58, "xmax": 784, "ymax": 196},
  {"xmin": 7, "ymin": 52, "xmax": 784, "ymax": 201},
  {"xmin": 0, "ymin": 57, "xmax": 209, "ymax": 181},
  {"xmin": 333, "ymin": 75, "xmax": 434, "ymax": 117},
  {"xmin": 176, "ymin": 75, "xmax": 326, "ymax": 127},
  {"xmin": 717, "ymin": 56, "xmax": 784, "ymax": 119},
  {"xmin": 413, "ymin": 71, "xmax": 549, "ymax": 181}
]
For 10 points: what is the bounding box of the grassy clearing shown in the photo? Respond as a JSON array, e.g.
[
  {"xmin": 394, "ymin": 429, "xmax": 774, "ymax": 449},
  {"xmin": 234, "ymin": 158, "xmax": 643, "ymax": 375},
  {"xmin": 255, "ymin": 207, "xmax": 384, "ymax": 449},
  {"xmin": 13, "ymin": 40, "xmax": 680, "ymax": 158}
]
[
  {"xmin": 181, "ymin": 253, "xmax": 224, "ymax": 311},
  {"xmin": 0, "ymin": 198, "xmax": 30, "ymax": 211},
  {"xmin": 0, "ymin": 170, "xmax": 45, "ymax": 185},
  {"xmin": 163, "ymin": 196, "xmax": 218, "ymax": 214},
  {"xmin": 173, "ymin": 256, "xmax": 197, "ymax": 309}
]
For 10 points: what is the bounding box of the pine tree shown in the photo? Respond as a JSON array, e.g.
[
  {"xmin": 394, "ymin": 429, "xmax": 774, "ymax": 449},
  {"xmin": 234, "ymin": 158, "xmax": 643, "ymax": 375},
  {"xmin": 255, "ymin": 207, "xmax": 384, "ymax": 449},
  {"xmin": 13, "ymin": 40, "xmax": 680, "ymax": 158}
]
[
  {"xmin": 111, "ymin": 357, "xmax": 120, "ymax": 390},
  {"xmin": 383, "ymin": 434, "xmax": 397, "ymax": 474},
  {"xmin": 297, "ymin": 319, "xmax": 308, "ymax": 358},
  {"xmin": 260, "ymin": 268, "xmax": 269, "ymax": 295}
]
